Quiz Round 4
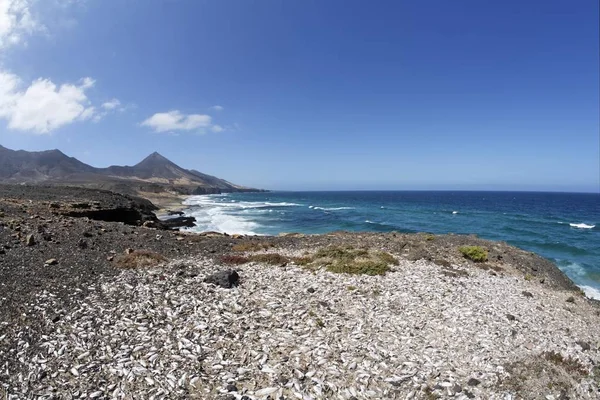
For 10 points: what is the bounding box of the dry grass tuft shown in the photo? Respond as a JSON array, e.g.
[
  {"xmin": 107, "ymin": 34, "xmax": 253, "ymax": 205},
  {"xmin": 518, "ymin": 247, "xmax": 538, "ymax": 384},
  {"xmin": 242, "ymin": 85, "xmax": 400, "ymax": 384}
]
[
  {"xmin": 115, "ymin": 250, "xmax": 167, "ymax": 269},
  {"xmin": 220, "ymin": 255, "xmax": 250, "ymax": 265},
  {"xmin": 249, "ymin": 253, "xmax": 289, "ymax": 265}
]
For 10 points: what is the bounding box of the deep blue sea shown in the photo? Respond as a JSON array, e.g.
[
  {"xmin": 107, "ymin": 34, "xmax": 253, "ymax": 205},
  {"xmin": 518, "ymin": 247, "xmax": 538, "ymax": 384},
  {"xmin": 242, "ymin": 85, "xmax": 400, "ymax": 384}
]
[{"xmin": 182, "ymin": 191, "xmax": 600, "ymax": 299}]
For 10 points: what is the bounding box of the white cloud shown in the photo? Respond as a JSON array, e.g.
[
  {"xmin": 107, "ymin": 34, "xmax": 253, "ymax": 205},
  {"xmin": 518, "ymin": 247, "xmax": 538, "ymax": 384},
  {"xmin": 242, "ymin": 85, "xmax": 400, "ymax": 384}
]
[
  {"xmin": 141, "ymin": 110, "xmax": 221, "ymax": 133},
  {"xmin": 102, "ymin": 98, "xmax": 121, "ymax": 110},
  {"xmin": 0, "ymin": 70, "xmax": 98, "ymax": 134},
  {"xmin": 0, "ymin": 0, "xmax": 42, "ymax": 48},
  {"xmin": 209, "ymin": 105, "xmax": 224, "ymax": 112},
  {"xmin": 211, "ymin": 124, "xmax": 224, "ymax": 133}
]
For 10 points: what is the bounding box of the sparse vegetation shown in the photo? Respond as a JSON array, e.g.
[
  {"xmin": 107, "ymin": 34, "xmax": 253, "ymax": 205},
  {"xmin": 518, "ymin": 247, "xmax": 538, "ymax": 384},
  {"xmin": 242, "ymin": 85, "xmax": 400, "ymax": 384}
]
[
  {"xmin": 459, "ymin": 245, "xmax": 488, "ymax": 262},
  {"xmin": 219, "ymin": 255, "xmax": 250, "ymax": 265},
  {"xmin": 347, "ymin": 285, "xmax": 357, "ymax": 291},
  {"xmin": 248, "ymin": 253, "xmax": 289, "ymax": 265},
  {"xmin": 441, "ymin": 267, "xmax": 469, "ymax": 278},
  {"xmin": 542, "ymin": 351, "xmax": 589, "ymax": 376},
  {"xmin": 290, "ymin": 256, "xmax": 313, "ymax": 266},
  {"xmin": 310, "ymin": 246, "xmax": 397, "ymax": 275},
  {"xmin": 426, "ymin": 234, "xmax": 435, "ymax": 241},
  {"xmin": 224, "ymin": 243, "xmax": 396, "ymax": 276},
  {"xmin": 115, "ymin": 250, "xmax": 167, "ymax": 269},
  {"xmin": 232, "ymin": 241, "xmax": 275, "ymax": 252},
  {"xmin": 500, "ymin": 351, "xmax": 591, "ymax": 396},
  {"xmin": 327, "ymin": 259, "xmax": 390, "ymax": 275},
  {"xmin": 524, "ymin": 273, "xmax": 533, "ymax": 281}
]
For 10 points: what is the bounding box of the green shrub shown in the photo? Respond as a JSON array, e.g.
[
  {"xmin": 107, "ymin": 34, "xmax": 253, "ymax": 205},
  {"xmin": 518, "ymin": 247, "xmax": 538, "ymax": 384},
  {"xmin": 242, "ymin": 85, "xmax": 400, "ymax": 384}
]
[
  {"xmin": 312, "ymin": 246, "xmax": 396, "ymax": 275},
  {"xmin": 327, "ymin": 259, "xmax": 390, "ymax": 276},
  {"xmin": 459, "ymin": 246, "xmax": 488, "ymax": 262}
]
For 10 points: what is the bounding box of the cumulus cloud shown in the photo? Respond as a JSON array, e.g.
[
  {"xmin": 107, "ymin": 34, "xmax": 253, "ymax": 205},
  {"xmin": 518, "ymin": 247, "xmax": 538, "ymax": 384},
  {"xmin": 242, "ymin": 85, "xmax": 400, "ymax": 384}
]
[
  {"xmin": 141, "ymin": 110, "xmax": 223, "ymax": 133},
  {"xmin": 0, "ymin": 70, "xmax": 100, "ymax": 134},
  {"xmin": 0, "ymin": 0, "xmax": 41, "ymax": 48},
  {"xmin": 209, "ymin": 105, "xmax": 224, "ymax": 112}
]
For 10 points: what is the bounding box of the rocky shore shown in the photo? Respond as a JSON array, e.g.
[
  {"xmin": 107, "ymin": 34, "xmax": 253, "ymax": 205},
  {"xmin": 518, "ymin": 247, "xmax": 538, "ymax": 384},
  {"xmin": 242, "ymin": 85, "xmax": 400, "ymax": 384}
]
[{"xmin": 1, "ymin": 185, "xmax": 599, "ymax": 399}]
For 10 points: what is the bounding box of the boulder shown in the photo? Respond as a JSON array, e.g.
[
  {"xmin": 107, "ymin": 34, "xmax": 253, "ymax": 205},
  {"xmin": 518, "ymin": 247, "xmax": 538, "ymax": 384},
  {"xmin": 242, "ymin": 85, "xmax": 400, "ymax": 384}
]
[{"xmin": 204, "ymin": 270, "xmax": 240, "ymax": 288}]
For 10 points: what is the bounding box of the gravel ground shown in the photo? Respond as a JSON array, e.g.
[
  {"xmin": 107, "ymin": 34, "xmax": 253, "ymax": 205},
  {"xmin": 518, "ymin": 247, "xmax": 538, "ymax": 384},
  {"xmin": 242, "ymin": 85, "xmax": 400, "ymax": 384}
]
[{"xmin": 3, "ymin": 255, "xmax": 600, "ymax": 399}]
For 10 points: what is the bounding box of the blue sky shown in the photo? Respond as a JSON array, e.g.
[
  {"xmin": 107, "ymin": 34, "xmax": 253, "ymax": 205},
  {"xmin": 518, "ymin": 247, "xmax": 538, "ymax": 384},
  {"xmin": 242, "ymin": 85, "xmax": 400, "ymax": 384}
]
[{"xmin": 0, "ymin": 0, "xmax": 598, "ymax": 192}]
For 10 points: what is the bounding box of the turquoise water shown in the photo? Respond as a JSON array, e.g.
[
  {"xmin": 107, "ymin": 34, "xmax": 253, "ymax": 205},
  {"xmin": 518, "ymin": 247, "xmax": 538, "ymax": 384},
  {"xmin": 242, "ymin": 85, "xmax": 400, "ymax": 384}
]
[{"xmin": 182, "ymin": 191, "xmax": 600, "ymax": 298}]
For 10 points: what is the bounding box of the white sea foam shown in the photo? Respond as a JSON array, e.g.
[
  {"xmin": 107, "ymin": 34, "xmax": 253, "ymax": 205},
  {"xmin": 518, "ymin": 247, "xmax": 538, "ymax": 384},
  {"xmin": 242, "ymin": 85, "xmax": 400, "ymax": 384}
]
[
  {"xmin": 561, "ymin": 262, "xmax": 587, "ymax": 277},
  {"xmin": 184, "ymin": 196, "xmax": 301, "ymax": 209},
  {"xmin": 365, "ymin": 220, "xmax": 375, "ymax": 224},
  {"xmin": 569, "ymin": 223, "xmax": 595, "ymax": 229},
  {"xmin": 579, "ymin": 285, "xmax": 600, "ymax": 300},
  {"xmin": 452, "ymin": 211, "xmax": 458, "ymax": 214},
  {"xmin": 186, "ymin": 206, "xmax": 260, "ymax": 235},
  {"xmin": 312, "ymin": 206, "xmax": 355, "ymax": 211}
]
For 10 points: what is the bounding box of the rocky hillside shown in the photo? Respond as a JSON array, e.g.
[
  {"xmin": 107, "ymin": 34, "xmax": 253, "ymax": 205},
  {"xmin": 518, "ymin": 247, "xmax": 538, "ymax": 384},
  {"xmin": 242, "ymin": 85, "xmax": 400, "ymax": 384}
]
[{"xmin": 0, "ymin": 145, "xmax": 262, "ymax": 196}]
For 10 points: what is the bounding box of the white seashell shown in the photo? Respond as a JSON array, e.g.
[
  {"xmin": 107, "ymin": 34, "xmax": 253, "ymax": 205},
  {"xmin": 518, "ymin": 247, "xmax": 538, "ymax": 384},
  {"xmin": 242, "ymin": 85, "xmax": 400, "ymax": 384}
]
[{"xmin": 255, "ymin": 387, "xmax": 278, "ymax": 397}]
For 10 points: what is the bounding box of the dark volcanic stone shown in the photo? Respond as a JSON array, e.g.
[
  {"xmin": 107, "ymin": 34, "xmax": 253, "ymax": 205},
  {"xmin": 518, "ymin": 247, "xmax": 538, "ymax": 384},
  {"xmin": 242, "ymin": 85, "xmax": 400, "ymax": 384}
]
[
  {"xmin": 566, "ymin": 296, "xmax": 576, "ymax": 303},
  {"xmin": 225, "ymin": 384, "xmax": 238, "ymax": 392},
  {"xmin": 158, "ymin": 216, "xmax": 196, "ymax": 230},
  {"xmin": 467, "ymin": 378, "xmax": 481, "ymax": 386},
  {"xmin": 77, "ymin": 239, "xmax": 88, "ymax": 249},
  {"xmin": 521, "ymin": 291, "xmax": 533, "ymax": 298},
  {"xmin": 307, "ymin": 287, "xmax": 316, "ymax": 293},
  {"xmin": 576, "ymin": 340, "xmax": 591, "ymax": 351},
  {"xmin": 506, "ymin": 314, "xmax": 516, "ymax": 321},
  {"xmin": 204, "ymin": 270, "xmax": 240, "ymax": 288}
]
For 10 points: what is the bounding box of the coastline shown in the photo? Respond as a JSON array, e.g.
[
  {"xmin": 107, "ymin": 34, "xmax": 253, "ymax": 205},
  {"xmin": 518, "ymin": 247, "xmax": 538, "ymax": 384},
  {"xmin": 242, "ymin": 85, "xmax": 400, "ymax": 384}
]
[{"xmin": 1, "ymin": 185, "xmax": 599, "ymax": 398}]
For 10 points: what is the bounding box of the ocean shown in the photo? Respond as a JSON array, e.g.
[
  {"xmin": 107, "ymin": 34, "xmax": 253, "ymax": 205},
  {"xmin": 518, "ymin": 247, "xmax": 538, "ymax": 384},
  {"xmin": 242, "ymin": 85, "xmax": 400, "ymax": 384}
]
[{"xmin": 181, "ymin": 191, "xmax": 600, "ymax": 299}]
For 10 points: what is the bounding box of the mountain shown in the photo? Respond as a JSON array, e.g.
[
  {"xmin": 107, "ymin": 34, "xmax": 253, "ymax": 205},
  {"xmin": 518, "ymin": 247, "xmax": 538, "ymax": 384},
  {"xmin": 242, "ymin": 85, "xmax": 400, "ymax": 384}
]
[
  {"xmin": 0, "ymin": 145, "xmax": 260, "ymax": 196},
  {"xmin": 0, "ymin": 146, "xmax": 95, "ymax": 181}
]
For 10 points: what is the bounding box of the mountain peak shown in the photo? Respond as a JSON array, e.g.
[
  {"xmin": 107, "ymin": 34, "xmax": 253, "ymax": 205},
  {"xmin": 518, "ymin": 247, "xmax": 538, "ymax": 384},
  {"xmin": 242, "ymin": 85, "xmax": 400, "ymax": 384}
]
[{"xmin": 136, "ymin": 151, "xmax": 172, "ymax": 166}]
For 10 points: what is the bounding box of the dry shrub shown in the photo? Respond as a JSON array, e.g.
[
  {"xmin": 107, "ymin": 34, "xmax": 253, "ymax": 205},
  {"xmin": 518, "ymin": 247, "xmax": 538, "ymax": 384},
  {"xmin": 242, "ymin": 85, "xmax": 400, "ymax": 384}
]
[
  {"xmin": 249, "ymin": 253, "xmax": 289, "ymax": 265},
  {"xmin": 220, "ymin": 254, "xmax": 250, "ymax": 265},
  {"xmin": 290, "ymin": 256, "xmax": 313, "ymax": 266},
  {"xmin": 115, "ymin": 250, "xmax": 167, "ymax": 269}
]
